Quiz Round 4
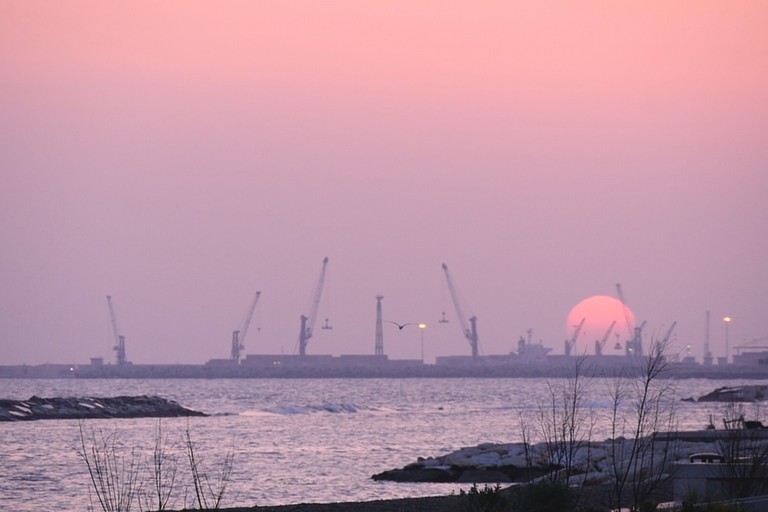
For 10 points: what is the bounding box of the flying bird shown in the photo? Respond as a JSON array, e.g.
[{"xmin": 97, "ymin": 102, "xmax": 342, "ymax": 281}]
[{"xmin": 386, "ymin": 321, "xmax": 415, "ymax": 330}]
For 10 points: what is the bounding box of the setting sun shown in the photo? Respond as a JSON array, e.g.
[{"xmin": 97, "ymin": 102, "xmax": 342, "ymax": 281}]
[{"xmin": 566, "ymin": 295, "xmax": 636, "ymax": 355}]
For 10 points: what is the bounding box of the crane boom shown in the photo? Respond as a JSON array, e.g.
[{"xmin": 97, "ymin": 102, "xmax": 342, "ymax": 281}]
[
  {"xmin": 231, "ymin": 291, "xmax": 261, "ymax": 363},
  {"xmin": 298, "ymin": 257, "xmax": 329, "ymax": 356},
  {"xmin": 565, "ymin": 317, "xmax": 585, "ymax": 356},
  {"xmin": 615, "ymin": 283, "xmax": 634, "ymax": 341},
  {"xmin": 106, "ymin": 295, "xmax": 120, "ymax": 346},
  {"xmin": 106, "ymin": 295, "xmax": 127, "ymax": 365},
  {"xmin": 441, "ymin": 263, "xmax": 479, "ymax": 359},
  {"xmin": 239, "ymin": 291, "xmax": 261, "ymax": 348},
  {"xmin": 660, "ymin": 321, "xmax": 677, "ymax": 345},
  {"xmin": 595, "ymin": 320, "xmax": 617, "ymax": 356}
]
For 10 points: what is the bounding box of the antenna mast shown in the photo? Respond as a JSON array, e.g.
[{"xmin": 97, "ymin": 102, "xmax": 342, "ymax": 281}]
[{"xmin": 375, "ymin": 295, "xmax": 384, "ymax": 356}]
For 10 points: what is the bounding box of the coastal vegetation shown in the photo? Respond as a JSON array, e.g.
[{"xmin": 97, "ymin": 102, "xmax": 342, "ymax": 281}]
[
  {"xmin": 513, "ymin": 338, "xmax": 678, "ymax": 511},
  {"xmin": 74, "ymin": 419, "xmax": 235, "ymax": 512}
]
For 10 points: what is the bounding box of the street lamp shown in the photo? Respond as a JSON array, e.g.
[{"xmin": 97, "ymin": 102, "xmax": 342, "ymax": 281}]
[
  {"xmin": 418, "ymin": 323, "xmax": 427, "ymax": 363},
  {"xmin": 723, "ymin": 316, "xmax": 732, "ymax": 364}
]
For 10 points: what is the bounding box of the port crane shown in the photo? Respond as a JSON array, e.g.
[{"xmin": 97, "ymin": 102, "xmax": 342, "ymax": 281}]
[
  {"xmin": 441, "ymin": 263, "xmax": 479, "ymax": 359},
  {"xmin": 298, "ymin": 257, "xmax": 330, "ymax": 356},
  {"xmin": 615, "ymin": 284, "xmax": 634, "ymax": 342},
  {"xmin": 231, "ymin": 291, "xmax": 261, "ymax": 363},
  {"xmin": 659, "ymin": 321, "xmax": 677, "ymax": 346},
  {"xmin": 627, "ymin": 320, "xmax": 647, "ymax": 356},
  {"xmin": 565, "ymin": 317, "xmax": 585, "ymax": 356},
  {"xmin": 106, "ymin": 295, "xmax": 128, "ymax": 366},
  {"xmin": 594, "ymin": 320, "xmax": 617, "ymax": 356},
  {"xmin": 616, "ymin": 283, "xmax": 644, "ymax": 356}
]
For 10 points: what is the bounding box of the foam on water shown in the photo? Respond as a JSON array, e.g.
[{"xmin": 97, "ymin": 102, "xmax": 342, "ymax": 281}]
[{"xmin": 261, "ymin": 402, "xmax": 372, "ymax": 415}]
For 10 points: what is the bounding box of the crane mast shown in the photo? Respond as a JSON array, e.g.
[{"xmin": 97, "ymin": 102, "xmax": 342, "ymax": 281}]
[
  {"xmin": 441, "ymin": 263, "xmax": 479, "ymax": 359},
  {"xmin": 231, "ymin": 291, "xmax": 261, "ymax": 363},
  {"xmin": 298, "ymin": 257, "xmax": 330, "ymax": 356},
  {"xmin": 106, "ymin": 295, "xmax": 128, "ymax": 366},
  {"xmin": 375, "ymin": 295, "xmax": 384, "ymax": 356}
]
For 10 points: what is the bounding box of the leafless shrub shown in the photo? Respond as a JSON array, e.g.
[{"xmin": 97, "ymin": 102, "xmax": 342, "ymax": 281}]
[
  {"xmin": 75, "ymin": 421, "xmax": 143, "ymax": 512},
  {"xmin": 537, "ymin": 355, "xmax": 595, "ymax": 488},
  {"xmin": 605, "ymin": 338, "xmax": 679, "ymax": 512},
  {"xmin": 184, "ymin": 422, "xmax": 235, "ymax": 510},
  {"xmin": 145, "ymin": 419, "xmax": 179, "ymax": 511},
  {"xmin": 75, "ymin": 419, "xmax": 235, "ymax": 512}
]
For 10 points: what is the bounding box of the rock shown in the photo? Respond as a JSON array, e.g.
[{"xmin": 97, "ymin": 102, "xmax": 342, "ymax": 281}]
[
  {"xmin": 696, "ymin": 385, "xmax": 768, "ymax": 402},
  {"xmin": 372, "ymin": 441, "xmax": 548, "ymax": 484},
  {"xmin": 0, "ymin": 395, "xmax": 206, "ymax": 421},
  {"xmin": 372, "ymin": 466, "xmax": 458, "ymax": 482},
  {"xmin": 372, "ymin": 436, "xmax": 728, "ymax": 485},
  {"xmin": 447, "ymin": 450, "xmax": 500, "ymax": 468}
]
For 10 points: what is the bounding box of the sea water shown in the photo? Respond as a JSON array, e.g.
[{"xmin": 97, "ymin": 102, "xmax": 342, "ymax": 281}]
[{"xmin": 0, "ymin": 377, "xmax": 764, "ymax": 511}]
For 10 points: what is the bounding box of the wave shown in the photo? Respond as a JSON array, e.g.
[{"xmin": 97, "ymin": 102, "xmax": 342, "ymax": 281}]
[{"xmin": 245, "ymin": 402, "xmax": 373, "ymax": 416}]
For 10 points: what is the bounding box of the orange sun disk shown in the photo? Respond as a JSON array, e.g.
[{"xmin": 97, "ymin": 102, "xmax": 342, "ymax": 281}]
[{"xmin": 566, "ymin": 295, "xmax": 636, "ymax": 355}]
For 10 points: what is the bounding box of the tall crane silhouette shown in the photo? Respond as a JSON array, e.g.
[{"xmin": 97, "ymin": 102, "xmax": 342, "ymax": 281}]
[
  {"xmin": 231, "ymin": 291, "xmax": 261, "ymax": 363},
  {"xmin": 565, "ymin": 317, "xmax": 585, "ymax": 356},
  {"xmin": 298, "ymin": 257, "xmax": 330, "ymax": 356},
  {"xmin": 442, "ymin": 263, "xmax": 479, "ymax": 359},
  {"xmin": 595, "ymin": 320, "xmax": 617, "ymax": 356},
  {"xmin": 616, "ymin": 283, "xmax": 644, "ymax": 356},
  {"xmin": 106, "ymin": 295, "xmax": 128, "ymax": 366}
]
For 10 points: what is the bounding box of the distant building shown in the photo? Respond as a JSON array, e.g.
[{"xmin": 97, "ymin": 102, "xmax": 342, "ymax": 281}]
[{"xmin": 733, "ymin": 351, "xmax": 768, "ymax": 366}]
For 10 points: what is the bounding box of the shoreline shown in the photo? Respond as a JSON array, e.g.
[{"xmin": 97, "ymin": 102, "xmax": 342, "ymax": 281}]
[{"xmin": 202, "ymin": 495, "xmax": 463, "ymax": 512}]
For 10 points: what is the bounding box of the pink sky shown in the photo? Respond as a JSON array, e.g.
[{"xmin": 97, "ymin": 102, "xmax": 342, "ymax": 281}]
[{"xmin": 1, "ymin": 1, "xmax": 767, "ymax": 364}]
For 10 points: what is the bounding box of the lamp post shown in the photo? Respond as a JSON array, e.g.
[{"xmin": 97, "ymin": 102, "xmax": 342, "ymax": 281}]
[
  {"xmin": 723, "ymin": 316, "xmax": 732, "ymax": 364},
  {"xmin": 419, "ymin": 323, "xmax": 427, "ymax": 363}
]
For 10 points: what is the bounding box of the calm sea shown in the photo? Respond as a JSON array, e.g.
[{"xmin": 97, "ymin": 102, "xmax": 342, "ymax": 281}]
[{"xmin": 1, "ymin": 377, "xmax": 763, "ymax": 511}]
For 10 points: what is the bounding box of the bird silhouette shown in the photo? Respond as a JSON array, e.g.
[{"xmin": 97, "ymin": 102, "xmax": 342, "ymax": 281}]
[{"xmin": 386, "ymin": 321, "xmax": 415, "ymax": 330}]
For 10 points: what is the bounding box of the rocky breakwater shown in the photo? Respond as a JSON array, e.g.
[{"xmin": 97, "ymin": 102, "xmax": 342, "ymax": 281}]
[
  {"xmin": 373, "ymin": 437, "xmax": 732, "ymax": 486},
  {"xmin": 373, "ymin": 442, "xmax": 551, "ymax": 484},
  {"xmin": 0, "ymin": 395, "xmax": 206, "ymax": 421}
]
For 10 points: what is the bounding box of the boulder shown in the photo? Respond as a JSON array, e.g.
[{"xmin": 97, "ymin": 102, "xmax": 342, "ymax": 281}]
[{"xmin": 372, "ymin": 466, "xmax": 458, "ymax": 482}]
